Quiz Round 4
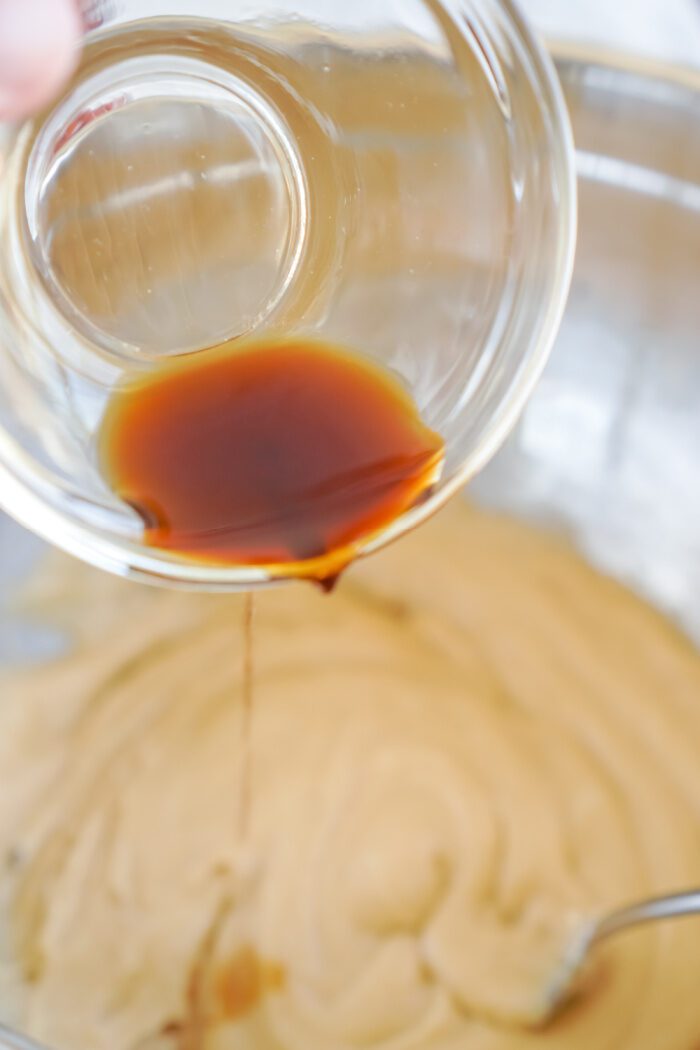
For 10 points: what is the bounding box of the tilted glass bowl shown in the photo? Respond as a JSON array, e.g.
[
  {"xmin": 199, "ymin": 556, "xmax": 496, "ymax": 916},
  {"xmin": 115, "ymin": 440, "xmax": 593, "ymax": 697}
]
[{"xmin": 0, "ymin": 0, "xmax": 575, "ymax": 589}]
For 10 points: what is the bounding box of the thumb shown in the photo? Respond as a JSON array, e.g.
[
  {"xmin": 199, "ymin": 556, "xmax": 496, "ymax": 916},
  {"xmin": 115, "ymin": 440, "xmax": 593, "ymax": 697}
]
[{"xmin": 0, "ymin": 0, "xmax": 82, "ymax": 121}]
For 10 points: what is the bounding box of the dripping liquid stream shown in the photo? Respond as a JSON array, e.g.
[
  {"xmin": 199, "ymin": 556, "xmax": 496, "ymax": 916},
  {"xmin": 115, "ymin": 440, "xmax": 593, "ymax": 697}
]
[
  {"xmin": 96, "ymin": 338, "xmax": 445, "ymax": 1035},
  {"xmin": 238, "ymin": 593, "xmax": 255, "ymax": 843}
]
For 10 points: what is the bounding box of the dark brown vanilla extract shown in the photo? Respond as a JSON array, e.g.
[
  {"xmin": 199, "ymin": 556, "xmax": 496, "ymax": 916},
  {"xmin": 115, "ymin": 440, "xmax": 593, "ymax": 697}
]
[{"xmin": 99, "ymin": 339, "xmax": 444, "ymax": 589}]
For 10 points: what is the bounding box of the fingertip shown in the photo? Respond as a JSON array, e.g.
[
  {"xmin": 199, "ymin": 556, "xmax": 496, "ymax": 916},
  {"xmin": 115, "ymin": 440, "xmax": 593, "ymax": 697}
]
[{"xmin": 0, "ymin": 0, "xmax": 82, "ymax": 121}]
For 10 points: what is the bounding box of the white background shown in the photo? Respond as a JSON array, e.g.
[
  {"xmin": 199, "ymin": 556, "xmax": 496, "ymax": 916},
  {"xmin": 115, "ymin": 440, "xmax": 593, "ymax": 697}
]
[{"xmin": 524, "ymin": 0, "xmax": 700, "ymax": 68}]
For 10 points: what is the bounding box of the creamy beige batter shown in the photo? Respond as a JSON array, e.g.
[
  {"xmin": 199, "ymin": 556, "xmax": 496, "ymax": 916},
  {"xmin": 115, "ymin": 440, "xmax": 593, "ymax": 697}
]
[{"xmin": 2, "ymin": 502, "xmax": 700, "ymax": 1050}]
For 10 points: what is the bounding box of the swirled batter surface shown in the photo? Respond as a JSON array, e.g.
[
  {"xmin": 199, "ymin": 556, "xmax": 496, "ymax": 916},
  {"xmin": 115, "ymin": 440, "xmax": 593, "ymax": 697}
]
[{"xmin": 1, "ymin": 503, "xmax": 700, "ymax": 1050}]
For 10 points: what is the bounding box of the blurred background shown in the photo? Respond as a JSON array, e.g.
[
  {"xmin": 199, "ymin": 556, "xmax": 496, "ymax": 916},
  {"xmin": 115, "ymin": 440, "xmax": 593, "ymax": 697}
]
[{"xmin": 525, "ymin": 0, "xmax": 700, "ymax": 68}]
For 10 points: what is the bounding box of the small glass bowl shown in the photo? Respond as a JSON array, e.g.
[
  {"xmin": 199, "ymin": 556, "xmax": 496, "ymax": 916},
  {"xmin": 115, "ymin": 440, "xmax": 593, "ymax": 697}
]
[{"xmin": 0, "ymin": 0, "xmax": 576, "ymax": 589}]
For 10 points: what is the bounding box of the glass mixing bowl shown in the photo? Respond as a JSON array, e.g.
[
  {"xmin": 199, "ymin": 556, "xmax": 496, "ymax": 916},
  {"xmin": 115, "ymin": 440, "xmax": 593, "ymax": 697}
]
[
  {"xmin": 0, "ymin": 0, "xmax": 575, "ymax": 589},
  {"xmin": 0, "ymin": 44, "xmax": 698, "ymax": 1050}
]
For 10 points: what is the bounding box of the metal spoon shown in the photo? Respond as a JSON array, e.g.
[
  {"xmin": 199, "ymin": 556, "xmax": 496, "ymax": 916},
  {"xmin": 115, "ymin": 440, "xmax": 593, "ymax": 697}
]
[{"xmin": 545, "ymin": 889, "xmax": 700, "ymax": 1022}]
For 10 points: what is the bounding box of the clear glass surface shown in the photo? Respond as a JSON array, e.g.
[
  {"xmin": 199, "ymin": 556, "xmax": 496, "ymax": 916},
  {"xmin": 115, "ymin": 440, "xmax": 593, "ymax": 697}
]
[{"xmin": 0, "ymin": 0, "xmax": 575, "ymax": 588}]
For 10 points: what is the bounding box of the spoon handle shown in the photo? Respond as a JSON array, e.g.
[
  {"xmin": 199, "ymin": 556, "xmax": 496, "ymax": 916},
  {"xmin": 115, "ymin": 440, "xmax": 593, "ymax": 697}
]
[{"xmin": 594, "ymin": 889, "xmax": 700, "ymax": 945}]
